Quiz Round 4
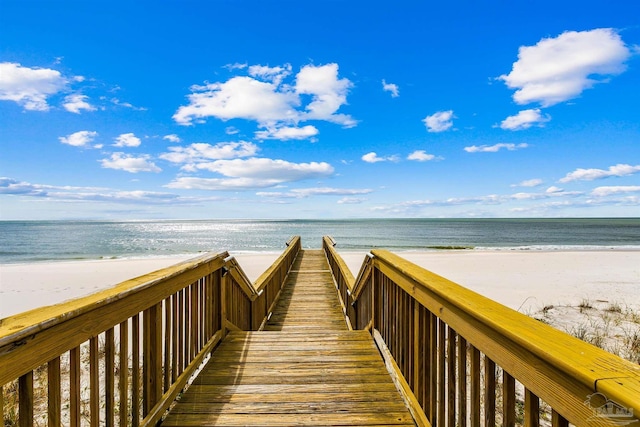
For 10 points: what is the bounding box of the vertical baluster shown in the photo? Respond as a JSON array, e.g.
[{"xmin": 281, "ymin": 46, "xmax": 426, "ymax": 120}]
[
  {"xmin": 143, "ymin": 303, "xmax": 162, "ymax": 417},
  {"xmin": 119, "ymin": 320, "xmax": 129, "ymax": 427},
  {"xmin": 503, "ymin": 371, "xmax": 516, "ymax": 427},
  {"xmin": 69, "ymin": 347, "xmax": 80, "ymax": 427},
  {"xmin": 192, "ymin": 282, "xmax": 198, "ymax": 357},
  {"xmin": 48, "ymin": 357, "xmax": 61, "ymax": 427},
  {"xmin": 412, "ymin": 302, "xmax": 421, "ymax": 404},
  {"xmin": 0, "ymin": 385, "xmax": 4, "ymax": 426},
  {"xmin": 458, "ymin": 336, "xmax": 467, "ymax": 427},
  {"xmin": 164, "ymin": 298, "xmax": 171, "ymax": 393},
  {"xmin": 18, "ymin": 371, "xmax": 33, "ymax": 427},
  {"xmin": 448, "ymin": 327, "xmax": 457, "ymax": 427},
  {"xmin": 132, "ymin": 314, "xmax": 140, "ymax": 427},
  {"xmin": 438, "ymin": 320, "xmax": 445, "ymax": 426},
  {"xmin": 470, "ymin": 345, "xmax": 480, "ymax": 427},
  {"xmin": 484, "ymin": 356, "xmax": 496, "ymax": 427},
  {"xmin": 429, "ymin": 311, "xmax": 437, "ymax": 424},
  {"xmin": 524, "ymin": 389, "xmax": 539, "ymax": 427},
  {"xmin": 551, "ymin": 410, "xmax": 569, "ymax": 427},
  {"xmin": 105, "ymin": 328, "xmax": 115, "ymax": 427},
  {"xmin": 185, "ymin": 286, "xmax": 191, "ymax": 363},
  {"xmin": 89, "ymin": 336, "xmax": 99, "ymax": 427},
  {"xmin": 177, "ymin": 290, "xmax": 184, "ymax": 374}
]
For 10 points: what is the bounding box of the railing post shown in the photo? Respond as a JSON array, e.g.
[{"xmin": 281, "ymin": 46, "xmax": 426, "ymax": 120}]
[
  {"xmin": 220, "ymin": 268, "xmax": 228, "ymax": 338},
  {"xmin": 143, "ymin": 303, "xmax": 162, "ymax": 417}
]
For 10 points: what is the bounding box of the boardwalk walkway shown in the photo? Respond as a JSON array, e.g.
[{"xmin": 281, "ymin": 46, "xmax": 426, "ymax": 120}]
[{"xmin": 160, "ymin": 250, "xmax": 415, "ymax": 426}]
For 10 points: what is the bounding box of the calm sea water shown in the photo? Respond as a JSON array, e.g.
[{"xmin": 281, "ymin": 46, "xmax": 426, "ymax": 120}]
[{"xmin": 1, "ymin": 218, "xmax": 639, "ymax": 263}]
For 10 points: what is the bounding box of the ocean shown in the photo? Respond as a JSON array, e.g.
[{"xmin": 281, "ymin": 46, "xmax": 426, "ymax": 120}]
[{"xmin": 1, "ymin": 218, "xmax": 639, "ymax": 263}]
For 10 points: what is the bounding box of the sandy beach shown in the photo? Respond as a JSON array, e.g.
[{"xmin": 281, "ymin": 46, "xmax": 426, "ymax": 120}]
[{"xmin": 2, "ymin": 249, "xmax": 638, "ymax": 319}]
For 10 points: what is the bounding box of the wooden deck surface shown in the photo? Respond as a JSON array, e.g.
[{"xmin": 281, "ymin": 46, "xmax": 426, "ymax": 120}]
[{"xmin": 160, "ymin": 250, "xmax": 415, "ymax": 426}]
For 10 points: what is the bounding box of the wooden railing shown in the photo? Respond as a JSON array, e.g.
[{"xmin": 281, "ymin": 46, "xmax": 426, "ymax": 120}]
[
  {"xmin": 323, "ymin": 236, "xmax": 640, "ymax": 427},
  {"xmin": 0, "ymin": 236, "xmax": 300, "ymax": 427}
]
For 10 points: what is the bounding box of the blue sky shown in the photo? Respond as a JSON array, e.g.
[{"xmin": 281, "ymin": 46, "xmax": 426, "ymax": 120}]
[{"xmin": 1, "ymin": 1, "xmax": 639, "ymax": 219}]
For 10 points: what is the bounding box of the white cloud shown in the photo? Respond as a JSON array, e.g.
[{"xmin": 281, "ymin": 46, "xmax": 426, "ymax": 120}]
[
  {"xmin": 407, "ymin": 150, "xmax": 437, "ymax": 162},
  {"xmin": 224, "ymin": 63, "xmax": 247, "ymax": 71},
  {"xmin": 559, "ymin": 164, "xmax": 640, "ymax": 183},
  {"xmin": 193, "ymin": 158, "xmax": 333, "ymax": 181},
  {"xmin": 255, "ymin": 125, "xmax": 319, "ymax": 140},
  {"xmin": 257, "ymin": 187, "xmax": 372, "ymax": 199},
  {"xmin": 464, "ymin": 143, "xmax": 528, "ymax": 153},
  {"xmin": 113, "ymin": 133, "xmax": 142, "ymax": 147},
  {"xmin": 173, "ymin": 76, "xmax": 298, "ymax": 125},
  {"xmin": 545, "ymin": 186, "xmax": 564, "ymax": 193},
  {"xmin": 423, "ymin": 110, "xmax": 454, "ymax": 132},
  {"xmin": 382, "ymin": 79, "xmax": 399, "ymax": 97},
  {"xmin": 111, "ymin": 98, "xmax": 146, "ymax": 111},
  {"xmin": 338, "ymin": 197, "xmax": 367, "ymax": 204},
  {"xmin": 248, "ymin": 64, "xmax": 292, "ymax": 85},
  {"xmin": 0, "ymin": 177, "xmax": 201, "ymax": 205},
  {"xmin": 295, "ymin": 63, "xmax": 355, "ymax": 127},
  {"xmin": 160, "ymin": 141, "xmax": 258, "ymax": 165},
  {"xmin": 166, "ymin": 157, "xmax": 333, "ymax": 191},
  {"xmin": 163, "ymin": 134, "xmax": 181, "ymax": 143},
  {"xmin": 63, "ymin": 94, "xmax": 96, "ymax": 114},
  {"xmin": 59, "ymin": 130, "xmax": 98, "ymax": 147},
  {"xmin": 591, "ymin": 186, "xmax": 640, "ymax": 197},
  {"xmin": 362, "ymin": 152, "xmax": 399, "ymax": 163},
  {"xmin": 512, "ymin": 178, "xmax": 543, "ymax": 188},
  {"xmin": 500, "ymin": 109, "xmax": 550, "ymax": 130},
  {"xmin": 174, "ymin": 63, "xmax": 356, "ymax": 129},
  {"xmin": 100, "ymin": 153, "xmax": 161, "ymax": 173},
  {"xmin": 499, "ymin": 28, "xmax": 632, "ymax": 106},
  {"xmin": 0, "ymin": 62, "xmax": 68, "ymax": 111},
  {"xmin": 225, "ymin": 126, "xmax": 239, "ymax": 135}
]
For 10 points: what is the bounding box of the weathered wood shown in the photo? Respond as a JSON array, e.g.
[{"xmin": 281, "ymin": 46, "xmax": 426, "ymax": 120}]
[
  {"xmin": 161, "ymin": 331, "xmax": 415, "ymax": 426},
  {"xmin": 105, "ymin": 327, "xmax": 115, "ymax": 427},
  {"xmin": 484, "ymin": 356, "xmax": 496, "ymax": 427},
  {"xmin": 47, "ymin": 357, "xmax": 61, "ymax": 427},
  {"xmin": 374, "ymin": 329, "xmax": 431, "ymax": 426},
  {"xmin": 69, "ymin": 346, "xmax": 80, "ymax": 427},
  {"xmin": 503, "ymin": 370, "xmax": 516, "ymax": 427},
  {"xmin": 160, "ymin": 251, "xmax": 416, "ymax": 426},
  {"xmin": 367, "ymin": 249, "xmax": 640, "ymax": 425},
  {"xmin": 0, "ymin": 253, "xmax": 227, "ymax": 385},
  {"xmin": 524, "ymin": 388, "xmax": 539, "ymax": 427},
  {"xmin": 119, "ymin": 321, "xmax": 129, "ymax": 427},
  {"xmin": 89, "ymin": 336, "xmax": 99, "ymax": 427},
  {"xmin": 18, "ymin": 371, "xmax": 33, "ymax": 427},
  {"xmin": 470, "ymin": 345, "xmax": 481, "ymax": 427},
  {"xmin": 458, "ymin": 335, "xmax": 467, "ymax": 427}
]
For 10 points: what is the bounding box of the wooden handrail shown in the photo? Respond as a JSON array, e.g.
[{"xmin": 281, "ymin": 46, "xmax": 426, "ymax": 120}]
[
  {"xmin": 323, "ymin": 239, "xmax": 640, "ymax": 427},
  {"xmin": 0, "ymin": 238, "xmax": 300, "ymax": 427}
]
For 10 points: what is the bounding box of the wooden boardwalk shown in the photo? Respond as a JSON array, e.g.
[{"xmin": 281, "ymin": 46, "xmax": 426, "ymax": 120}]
[{"xmin": 160, "ymin": 250, "xmax": 415, "ymax": 426}]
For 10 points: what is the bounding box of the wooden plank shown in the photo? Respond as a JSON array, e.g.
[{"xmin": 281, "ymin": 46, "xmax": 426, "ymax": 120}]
[
  {"xmin": 524, "ymin": 388, "xmax": 539, "ymax": 427},
  {"xmin": 18, "ymin": 371, "xmax": 33, "ymax": 427},
  {"xmin": 161, "ymin": 412, "xmax": 415, "ymax": 426},
  {"xmin": 119, "ymin": 321, "xmax": 129, "ymax": 427},
  {"xmin": 69, "ymin": 346, "xmax": 80, "ymax": 427},
  {"xmin": 158, "ymin": 249, "xmax": 415, "ymax": 427},
  {"xmin": 89, "ymin": 336, "xmax": 99, "ymax": 427},
  {"xmin": 47, "ymin": 357, "xmax": 61, "ymax": 427},
  {"xmin": 370, "ymin": 250, "xmax": 640, "ymax": 423},
  {"xmin": 470, "ymin": 345, "xmax": 480, "ymax": 427},
  {"xmin": 105, "ymin": 327, "xmax": 115, "ymax": 427},
  {"xmin": 503, "ymin": 370, "xmax": 516, "ymax": 427}
]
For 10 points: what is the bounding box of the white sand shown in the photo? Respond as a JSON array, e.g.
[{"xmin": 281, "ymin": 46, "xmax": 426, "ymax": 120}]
[
  {"xmin": 340, "ymin": 250, "xmax": 640, "ymax": 312},
  {"xmin": 1, "ymin": 250, "xmax": 639, "ymax": 319},
  {"xmin": 0, "ymin": 252, "xmax": 280, "ymax": 318}
]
